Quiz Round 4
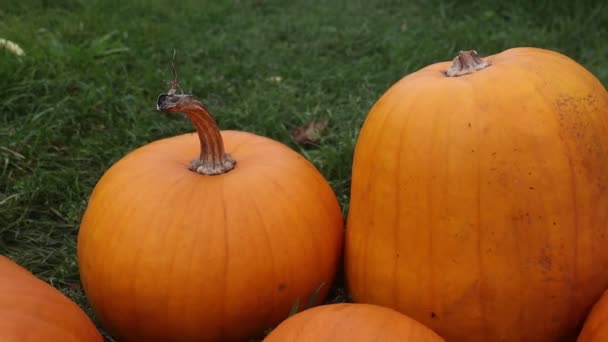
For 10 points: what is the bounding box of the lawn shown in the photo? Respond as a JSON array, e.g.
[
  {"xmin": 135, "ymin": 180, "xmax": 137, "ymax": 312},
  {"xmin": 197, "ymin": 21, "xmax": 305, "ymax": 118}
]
[{"xmin": 1, "ymin": 0, "xmax": 607, "ymax": 340}]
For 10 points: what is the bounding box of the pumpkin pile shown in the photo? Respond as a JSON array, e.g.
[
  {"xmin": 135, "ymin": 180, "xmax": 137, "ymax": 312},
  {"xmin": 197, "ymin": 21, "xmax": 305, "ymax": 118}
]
[{"xmin": 5, "ymin": 46, "xmax": 607, "ymax": 342}]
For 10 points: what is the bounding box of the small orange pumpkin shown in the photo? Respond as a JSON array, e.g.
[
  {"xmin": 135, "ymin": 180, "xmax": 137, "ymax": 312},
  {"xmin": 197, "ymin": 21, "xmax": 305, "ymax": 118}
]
[
  {"xmin": 264, "ymin": 303, "xmax": 445, "ymax": 341},
  {"xmin": 346, "ymin": 48, "xmax": 608, "ymax": 341},
  {"xmin": 578, "ymin": 289, "xmax": 608, "ymax": 342},
  {"xmin": 0, "ymin": 256, "xmax": 102, "ymax": 342},
  {"xmin": 77, "ymin": 86, "xmax": 343, "ymax": 341}
]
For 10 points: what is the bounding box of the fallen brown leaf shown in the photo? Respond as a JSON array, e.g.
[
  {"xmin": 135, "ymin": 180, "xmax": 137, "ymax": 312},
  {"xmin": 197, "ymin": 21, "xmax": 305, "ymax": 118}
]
[{"xmin": 292, "ymin": 119, "xmax": 330, "ymax": 147}]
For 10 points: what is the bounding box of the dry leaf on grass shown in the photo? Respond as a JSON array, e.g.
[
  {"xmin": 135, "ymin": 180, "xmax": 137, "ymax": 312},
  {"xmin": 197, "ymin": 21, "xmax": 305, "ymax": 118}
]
[{"xmin": 292, "ymin": 119, "xmax": 330, "ymax": 147}]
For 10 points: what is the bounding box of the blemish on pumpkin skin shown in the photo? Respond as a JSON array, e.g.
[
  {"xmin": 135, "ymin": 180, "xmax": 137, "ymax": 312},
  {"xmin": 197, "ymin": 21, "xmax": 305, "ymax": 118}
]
[
  {"xmin": 278, "ymin": 283, "xmax": 286, "ymax": 291},
  {"xmin": 511, "ymin": 211, "xmax": 532, "ymax": 225},
  {"xmin": 556, "ymin": 94, "xmax": 607, "ymax": 188},
  {"xmin": 538, "ymin": 248, "xmax": 552, "ymax": 271}
]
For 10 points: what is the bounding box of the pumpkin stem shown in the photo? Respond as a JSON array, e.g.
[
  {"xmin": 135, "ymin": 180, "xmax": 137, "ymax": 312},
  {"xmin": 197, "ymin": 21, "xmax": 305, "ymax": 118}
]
[
  {"xmin": 446, "ymin": 50, "xmax": 490, "ymax": 77},
  {"xmin": 156, "ymin": 93, "xmax": 236, "ymax": 175}
]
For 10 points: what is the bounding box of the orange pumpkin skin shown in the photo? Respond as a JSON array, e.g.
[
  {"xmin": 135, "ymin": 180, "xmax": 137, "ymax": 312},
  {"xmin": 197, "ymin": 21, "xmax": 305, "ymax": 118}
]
[
  {"xmin": 0, "ymin": 256, "xmax": 102, "ymax": 342},
  {"xmin": 578, "ymin": 290, "xmax": 608, "ymax": 342},
  {"xmin": 264, "ymin": 303, "xmax": 445, "ymax": 341},
  {"xmin": 78, "ymin": 130, "xmax": 344, "ymax": 341},
  {"xmin": 346, "ymin": 47, "xmax": 608, "ymax": 341}
]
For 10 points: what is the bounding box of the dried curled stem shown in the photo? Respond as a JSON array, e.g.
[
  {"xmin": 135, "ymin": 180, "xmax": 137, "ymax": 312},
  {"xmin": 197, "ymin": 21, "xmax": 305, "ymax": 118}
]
[
  {"xmin": 446, "ymin": 50, "xmax": 490, "ymax": 77},
  {"xmin": 167, "ymin": 49, "xmax": 184, "ymax": 95},
  {"xmin": 156, "ymin": 51, "xmax": 235, "ymax": 175}
]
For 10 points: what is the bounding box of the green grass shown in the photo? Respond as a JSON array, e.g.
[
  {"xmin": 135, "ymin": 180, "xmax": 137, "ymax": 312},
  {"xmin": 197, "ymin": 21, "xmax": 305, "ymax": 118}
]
[{"xmin": 1, "ymin": 0, "xmax": 606, "ymax": 340}]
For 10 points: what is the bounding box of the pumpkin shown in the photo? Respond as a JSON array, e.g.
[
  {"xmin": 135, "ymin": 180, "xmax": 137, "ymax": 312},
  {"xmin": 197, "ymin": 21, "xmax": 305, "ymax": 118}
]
[
  {"xmin": 578, "ymin": 289, "xmax": 608, "ymax": 342},
  {"xmin": 264, "ymin": 303, "xmax": 445, "ymax": 341},
  {"xmin": 0, "ymin": 256, "xmax": 102, "ymax": 342},
  {"xmin": 77, "ymin": 86, "xmax": 343, "ymax": 341},
  {"xmin": 346, "ymin": 47, "xmax": 608, "ymax": 341}
]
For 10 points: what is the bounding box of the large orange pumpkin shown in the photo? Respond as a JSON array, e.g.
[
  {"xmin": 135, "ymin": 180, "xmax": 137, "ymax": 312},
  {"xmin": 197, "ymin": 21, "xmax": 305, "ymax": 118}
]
[
  {"xmin": 77, "ymin": 88, "xmax": 343, "ymax": 341},
  {"xmin": 346, "ymin": 47, "xmax": 608, "ymax": 341},
  {"xmin": 578, "ymin": 289, "xmax": 608, "ymax": 342},
  {"xmin": 0, "ymin": 256, "xmax": 102, "ymax": 342},
  {"xmin": 264, "ymin": 303, "xmax": 445, "ymax": 341}
]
